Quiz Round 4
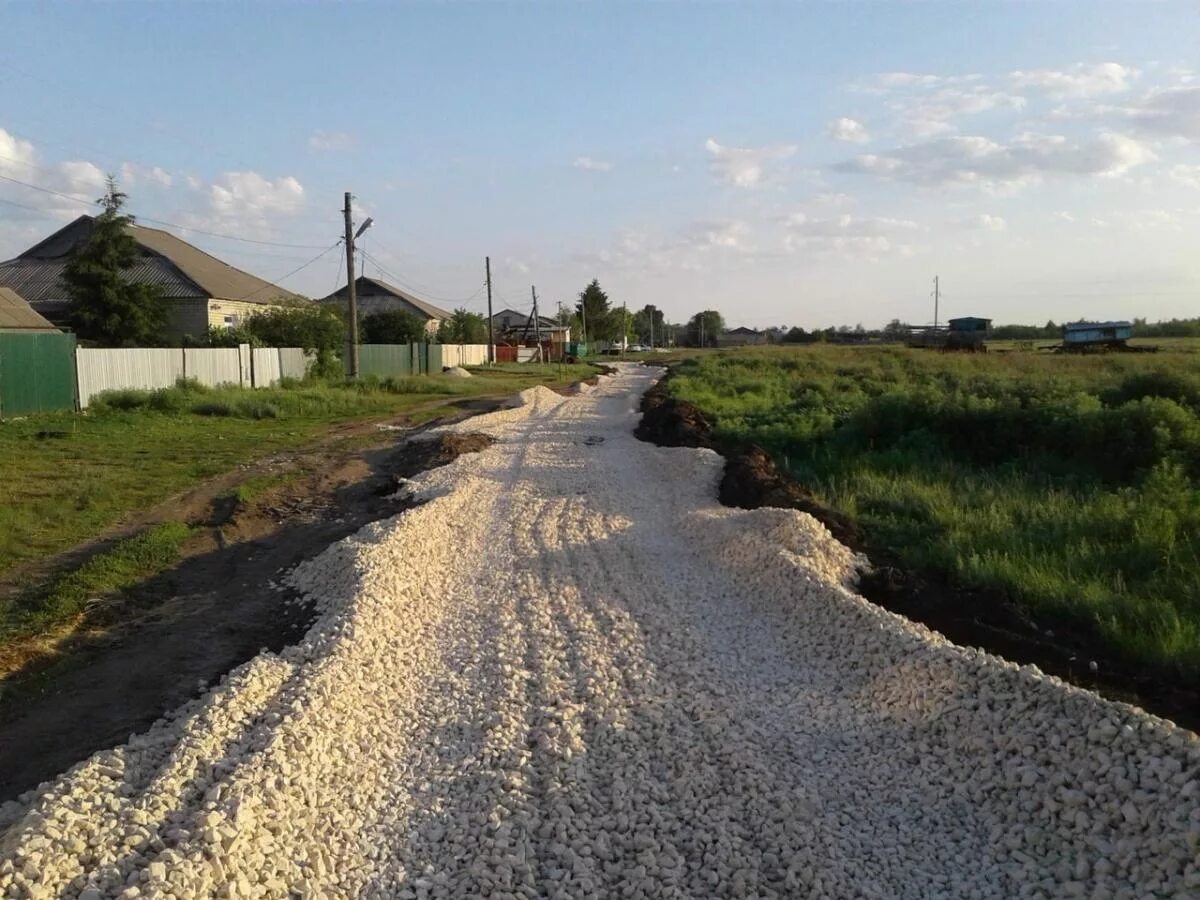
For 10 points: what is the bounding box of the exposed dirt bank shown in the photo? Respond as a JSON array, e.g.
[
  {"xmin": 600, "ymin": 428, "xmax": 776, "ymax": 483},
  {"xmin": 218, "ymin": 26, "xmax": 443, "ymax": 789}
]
[{"xmin": 0, "ymin": 421, "xmax": 495, "ymax": 802}]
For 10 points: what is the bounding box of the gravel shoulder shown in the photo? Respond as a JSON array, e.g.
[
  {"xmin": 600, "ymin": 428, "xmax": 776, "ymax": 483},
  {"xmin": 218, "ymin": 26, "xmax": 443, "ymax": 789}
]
[{"xmin": 1, "ymin": 365, "xmax": 1197, "ymax": 898}]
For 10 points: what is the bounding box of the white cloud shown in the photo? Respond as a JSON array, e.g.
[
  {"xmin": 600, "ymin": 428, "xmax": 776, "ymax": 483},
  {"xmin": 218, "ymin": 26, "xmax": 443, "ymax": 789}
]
[
  {"xmin": 813, "ymin": 192, "xmax": 855, "ymax": 207},
  {"xmin": 573, "ymin": 156, "xmax": 613, "ymax": 172},
  {"xmin": 679, "ymin": 220, "xmax": 753, "ymax": 253},
  {"xmin": 783, "ymin": 213, "xmax": 918, "ymax": 258},
  {"xmin": 854, "ymin": 72, "xmax": 982, "ymax": 94},
  {"xmin": 705, "ymin": 137, "xmax": 797, "ymax": 188},
  {"xmin": 1170, "ymin": 163, "xmax": 1200, "ymax": 189},
  {"xmin": 955, "ymin": 213, "xmax": 1007, "ymax": 231},
  {"xmin": 835, "ymin": 131, "xmax": 1155, "ymax": 192},
  {"xmin": 119, "ymin": 162, "xmax": 173, "ymax": 188},
  {"xmin": 307, "ymin": 130, "xmax": 354, "ymax": 152},
  {"xmin": 1125, "ymin": 86, "xmax": 1200, "ymax": 141},
  {"xmin": 1055, "ymin": 211, "xmax": 1076, "ymax": 223},
  {"xmin": 1010, "ymin": 62, "xmax": 1138, "ymax": 98},
  {"xmin": 827, "ymin": 117, "xmax": 871, "ymax": 143},
  {"xmin": 208, "ymin": 171, "xmax": 305, "ymax": 219},
  {"xmin": 0, "ymin": 128, "xmax": 36, "ymax": 176}
]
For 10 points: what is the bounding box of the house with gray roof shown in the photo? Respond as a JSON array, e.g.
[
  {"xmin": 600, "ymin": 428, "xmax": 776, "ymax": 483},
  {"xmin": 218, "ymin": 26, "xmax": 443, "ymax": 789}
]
[
  {"xmin": 321, "ymin": 276, "xmax": 452, "ymax": 337},
  {"xmin": 0, "ymin": 215, "xmax": 306, "ymax": 341}
]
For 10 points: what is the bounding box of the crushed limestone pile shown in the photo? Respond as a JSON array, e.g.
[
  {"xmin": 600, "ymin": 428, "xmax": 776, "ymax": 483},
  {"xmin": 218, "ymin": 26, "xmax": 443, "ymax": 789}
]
[{"xmin": 0, "ymin": 365, "xmax": 1196, "ymax": 899}]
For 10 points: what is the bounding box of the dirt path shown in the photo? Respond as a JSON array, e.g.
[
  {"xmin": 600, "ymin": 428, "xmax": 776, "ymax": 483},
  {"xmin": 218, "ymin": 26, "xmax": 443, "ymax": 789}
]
[
  {"xmin": 0, "ymin": 402, "xmax": 498, "ymax": 803},
  {"xmin": 0, "ymin": 366, "xmax": 1197, "ymax": 898}
]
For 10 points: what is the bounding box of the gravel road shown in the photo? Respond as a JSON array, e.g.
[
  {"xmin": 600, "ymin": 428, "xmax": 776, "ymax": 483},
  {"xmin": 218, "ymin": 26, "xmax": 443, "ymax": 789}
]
[{"xmin": 1, "ymin": 365, "xmax": 1198, "ymax": 899}]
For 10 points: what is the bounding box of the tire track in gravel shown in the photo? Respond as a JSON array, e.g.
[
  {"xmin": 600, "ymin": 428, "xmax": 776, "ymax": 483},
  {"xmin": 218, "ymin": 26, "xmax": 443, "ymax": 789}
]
[{"xmin": 1, "ymin": 365, "xmax": 1198, "ymax": 899}]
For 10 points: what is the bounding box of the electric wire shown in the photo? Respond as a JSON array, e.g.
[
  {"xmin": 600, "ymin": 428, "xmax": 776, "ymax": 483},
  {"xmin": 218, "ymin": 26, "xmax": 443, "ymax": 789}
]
[{"xmin": 238, "ymin": 241, "xmax": 342, "ymax": 300}]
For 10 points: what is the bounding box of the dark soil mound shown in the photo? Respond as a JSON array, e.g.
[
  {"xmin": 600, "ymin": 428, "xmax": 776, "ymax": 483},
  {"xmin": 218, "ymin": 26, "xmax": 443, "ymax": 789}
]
[{"xmin": 636, "ymin": 376, "xmax": 1198, "ymax": 734}]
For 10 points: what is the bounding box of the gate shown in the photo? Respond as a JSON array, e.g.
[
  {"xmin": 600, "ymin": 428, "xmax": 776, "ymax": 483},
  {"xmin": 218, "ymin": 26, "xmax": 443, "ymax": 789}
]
[{"xmin": 0, "ymin": 332, "xmax": 78, "ymax": 417}]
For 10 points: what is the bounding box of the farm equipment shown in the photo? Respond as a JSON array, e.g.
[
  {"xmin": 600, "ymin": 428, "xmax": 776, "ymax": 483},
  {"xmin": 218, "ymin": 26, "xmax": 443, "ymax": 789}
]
[
  {"xmin": 1047, "ymin": 321, "xmax": 1157, "ymax": 353},
  {"xmin": 905, "ymin": 316, "xmax": 991, "ymax": 352}
]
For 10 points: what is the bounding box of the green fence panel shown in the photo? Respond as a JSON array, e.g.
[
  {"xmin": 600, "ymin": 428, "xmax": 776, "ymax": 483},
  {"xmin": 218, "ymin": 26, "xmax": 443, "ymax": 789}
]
[
  {"xmin": 0, "ymin": 332, "xmax": 78, "ymax": 417},
  {"xmin": 358, "ymin": 343, "xmax": 442, "ymax": 378}
]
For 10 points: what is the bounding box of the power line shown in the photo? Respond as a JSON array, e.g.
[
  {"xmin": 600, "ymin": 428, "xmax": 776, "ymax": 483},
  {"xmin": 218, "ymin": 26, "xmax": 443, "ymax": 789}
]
[
  {"xmin": 357, "ymin": 248, "xmax": 487, "ymax": 305},
  {"xmin": 239, "ymin": 241, "xmax": 342, "ymax": 300}
]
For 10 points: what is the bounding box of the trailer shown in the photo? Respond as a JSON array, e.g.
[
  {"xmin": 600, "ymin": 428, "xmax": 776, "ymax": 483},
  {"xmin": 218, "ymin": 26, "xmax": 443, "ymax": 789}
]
[{"xmin": 1051, "ymin": 321, "xmax": 1156, "ymax": 353}]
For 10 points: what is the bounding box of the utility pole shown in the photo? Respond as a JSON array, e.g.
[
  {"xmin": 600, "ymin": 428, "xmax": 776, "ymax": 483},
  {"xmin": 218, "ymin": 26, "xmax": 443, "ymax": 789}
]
[
  {"xmin": 580, "ymin": 297, "xmax": 587, "ymax": 349},
  {"xmin": 485, "ymin": 256, "xmax": 494, "ymax": 365},
  {"xmin": 622, "ymin": 300, "xmax": 628, "ymax": 357},
  {"xmin": 649, "ymin": 307, "xmax": 654, "ymax": 350},
  {"xmin": 700, "ymin": 314, "xmax": 705, "ymax": 349},
  {"xmin": 933, "ymin": 275, "xmax": 940, "ymax": 330},
  {"xmin": 343, "ymin": 192, "xmax": 359, "ymax": 377},
  {"xmin": 531, "ymin": 285, "xmax": 543, "ymax": 362}
]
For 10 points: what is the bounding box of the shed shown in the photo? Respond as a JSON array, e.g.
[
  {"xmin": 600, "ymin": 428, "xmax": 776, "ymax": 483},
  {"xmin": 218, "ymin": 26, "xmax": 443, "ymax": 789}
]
[
  {"xmin": 1063, "ymin": 321, "xmax": 1133, "ymax": 344},
  {"xmin": 948, "ymin": 317, "xmax": 991, "ymax": 333},
  {"xmin": 0, "ymin": 287, "xmax": 59, "ymax": 333}
]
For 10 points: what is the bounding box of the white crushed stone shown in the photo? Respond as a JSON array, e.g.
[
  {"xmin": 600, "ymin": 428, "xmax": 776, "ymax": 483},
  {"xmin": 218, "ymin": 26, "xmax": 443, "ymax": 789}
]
[
  {"xmin": 441, "ymin": 367, "xmax": 472, "ymax": 378},
  {"xmin": 0, "ymin": 363, "xmax": 1197, "ymax": 899}
]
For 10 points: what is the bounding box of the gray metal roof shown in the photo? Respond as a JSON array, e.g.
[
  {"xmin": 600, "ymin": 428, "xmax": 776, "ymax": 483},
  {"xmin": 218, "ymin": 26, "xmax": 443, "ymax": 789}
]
[
  {"xmin": 0, "ymin": 287, "xmax": 59, "ymax": 331},
  {"xmin": 322, "ymin": 276, "xmax": 452, "ymax": 321},
  {"xmin": 0, "ymin": 215, "xmax": 305, "ymax": 307}
]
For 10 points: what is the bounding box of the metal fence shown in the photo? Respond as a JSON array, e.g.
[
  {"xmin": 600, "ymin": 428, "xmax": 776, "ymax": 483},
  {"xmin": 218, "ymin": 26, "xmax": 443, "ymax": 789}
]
[
  {"xmin": 0, "ymin": 332, "xmax": 77, "ymax": 416},
  {"xmin": 2, "ymin": 341, "xmax": 496, "ymax": 417}
]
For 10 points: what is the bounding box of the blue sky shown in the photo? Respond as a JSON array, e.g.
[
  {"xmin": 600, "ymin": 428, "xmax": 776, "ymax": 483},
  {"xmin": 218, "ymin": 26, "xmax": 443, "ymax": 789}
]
[{"xmin": 1, "ymin": 2, "xmax": 1198, "ymax": 328}]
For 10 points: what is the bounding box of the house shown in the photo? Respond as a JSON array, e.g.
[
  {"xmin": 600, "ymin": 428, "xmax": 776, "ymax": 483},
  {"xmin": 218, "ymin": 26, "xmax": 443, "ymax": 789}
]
[
  {"xmin": 716, "ymin": 326, "xmax": 768, "ymax": 347},
  {"xmin": 489, "ymin": 307, "xmax": 558, "ymax": 336},
  {"xmin": 0, "ymin": 215, "xmax": 306, "ymax": 340},
  {"xmin": 322, "ymin": 276, "xmax": 451, "ymax": 337},
  {"xmin": 0, "ymin": 287, "xmax": 59, "ymax": 333}
]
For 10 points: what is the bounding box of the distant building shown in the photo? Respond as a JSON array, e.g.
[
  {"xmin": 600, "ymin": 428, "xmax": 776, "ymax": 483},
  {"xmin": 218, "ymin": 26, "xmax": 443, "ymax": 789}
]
[
  {"xmin": 489, "ymin": 307, "xmax": 557, "ymax": 336},
  {"xmin": 716, "ymin": 326, "xmax": 768, "ymax": 347},
  {"xmin": 321, "ymin": 276, "xmax": 452, "ymax": 337},
  {"xmin": 1063, "ymin": 321, "xmax": 1133, "ymax": 346},
  {"xmin": 0, "ymin": 287, "xmax": 59, "ymax": 333},
  {"xmin": 0, "ymin": 215, "xmax": 305, "ymax": 340}
]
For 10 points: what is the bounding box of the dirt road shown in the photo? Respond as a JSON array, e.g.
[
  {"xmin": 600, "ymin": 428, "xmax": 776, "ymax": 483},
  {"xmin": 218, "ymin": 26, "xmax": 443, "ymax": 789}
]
[{"xmin": 1, "ymin": 365, "xmax": 1197, "ymax": 898}]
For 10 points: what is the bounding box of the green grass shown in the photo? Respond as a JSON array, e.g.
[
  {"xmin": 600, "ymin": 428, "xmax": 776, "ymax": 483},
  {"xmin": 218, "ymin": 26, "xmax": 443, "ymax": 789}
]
[
  {"xmin": 231, "ymin": 471, "xmax": 303, "ymax": 505},
  {"xmin": 667, "ymin": 344, "xmax": 1200, "ymax": 674},
  {"xmin": 1, "ymin": 522, "xmax": 192, "ymax": 642},
  {"xmin": 0, "ymin": 365, "xmax": 598, "ymax": 582}
]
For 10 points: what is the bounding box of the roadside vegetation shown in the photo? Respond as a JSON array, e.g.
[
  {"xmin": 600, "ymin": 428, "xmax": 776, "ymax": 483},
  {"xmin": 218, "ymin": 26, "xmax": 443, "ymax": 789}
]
[
  {"xmin": 0, "ymin": 364, "xmax": 597, "ymax": 586},
  {"xmin": 667, "ymin": 346, "xmax": 1200, "ymax": 675}
]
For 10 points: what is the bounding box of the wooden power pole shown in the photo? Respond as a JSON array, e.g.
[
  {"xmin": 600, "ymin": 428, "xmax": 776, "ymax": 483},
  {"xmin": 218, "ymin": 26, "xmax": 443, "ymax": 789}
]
[
  {"xmin": 485, "ymin": 256, "xmax": 494, "ymax": 365},
  {"xmin": 343, "ymin": 192, "xmax": 360, "ymax": 378},
  {"xmin": 531, "ymin": 285, "xmax": 543, "ymax": 362}
]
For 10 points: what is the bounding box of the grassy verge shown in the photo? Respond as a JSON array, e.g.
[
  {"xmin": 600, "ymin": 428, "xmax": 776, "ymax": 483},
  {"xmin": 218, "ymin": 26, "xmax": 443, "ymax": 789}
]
[
  {"xmin": 667, "ymin": 345, "xmax": 1200, "ymax": 675},
  {"xmin": 1, "ymin": 522, "xmax": 192, "ymax": 646},
  {"xmin": 0, "ymin": 365, "xmax": 597, "ymax": 582}
]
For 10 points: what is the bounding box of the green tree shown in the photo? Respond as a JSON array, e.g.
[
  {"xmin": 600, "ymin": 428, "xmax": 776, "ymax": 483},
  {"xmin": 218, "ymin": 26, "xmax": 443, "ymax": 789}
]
[
  {"xmin": 62, "ymin": 176, "xmax": 168, "ymax": 346},
  {"xmin": 575, "ymin": 279, "xmax": 614, "ymax": 341},
  {"xmin": 436, "ymin": 307, "xmax": 488, "ymax": 344},
  {"xmin": 633, "ymin": 304, "xmax": 666, "ymax": 345},
  {"xmin": 247, "ymin": 305, "xmax": 344, "ymax": 377},
  {"xmin": 685, "ymin": 310, "xmax": 725, "ymax": 347},
  {"xmin": 361, "ymin": 309, "xmax": 427, "ymax": 344}
]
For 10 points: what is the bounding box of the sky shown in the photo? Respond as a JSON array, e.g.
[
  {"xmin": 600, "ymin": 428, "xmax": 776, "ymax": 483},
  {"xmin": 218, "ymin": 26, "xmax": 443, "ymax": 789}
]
[{"xmin": 1, "ymin": 2, "xmax": 1198, "ymax": 330}]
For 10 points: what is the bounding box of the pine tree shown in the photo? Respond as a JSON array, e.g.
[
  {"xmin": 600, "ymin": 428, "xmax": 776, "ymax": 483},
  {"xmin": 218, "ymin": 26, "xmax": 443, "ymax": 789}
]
[
  {"xmin": 575, "ymin": 279, "xmax": 614, "ymax": 341},
  {"xmin": 62, "ymin": 176, "xmax": 167, "ymax": 346}
]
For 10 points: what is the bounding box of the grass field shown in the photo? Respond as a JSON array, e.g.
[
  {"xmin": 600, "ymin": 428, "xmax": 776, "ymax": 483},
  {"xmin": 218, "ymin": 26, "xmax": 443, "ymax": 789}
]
[
  {"xmin": 667, "ymin": 345, "xmax": 1200, "ymax": 675},
  {"xmin": 0, "ymin": 364, "xmax": 597, "ymax": 583}
]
